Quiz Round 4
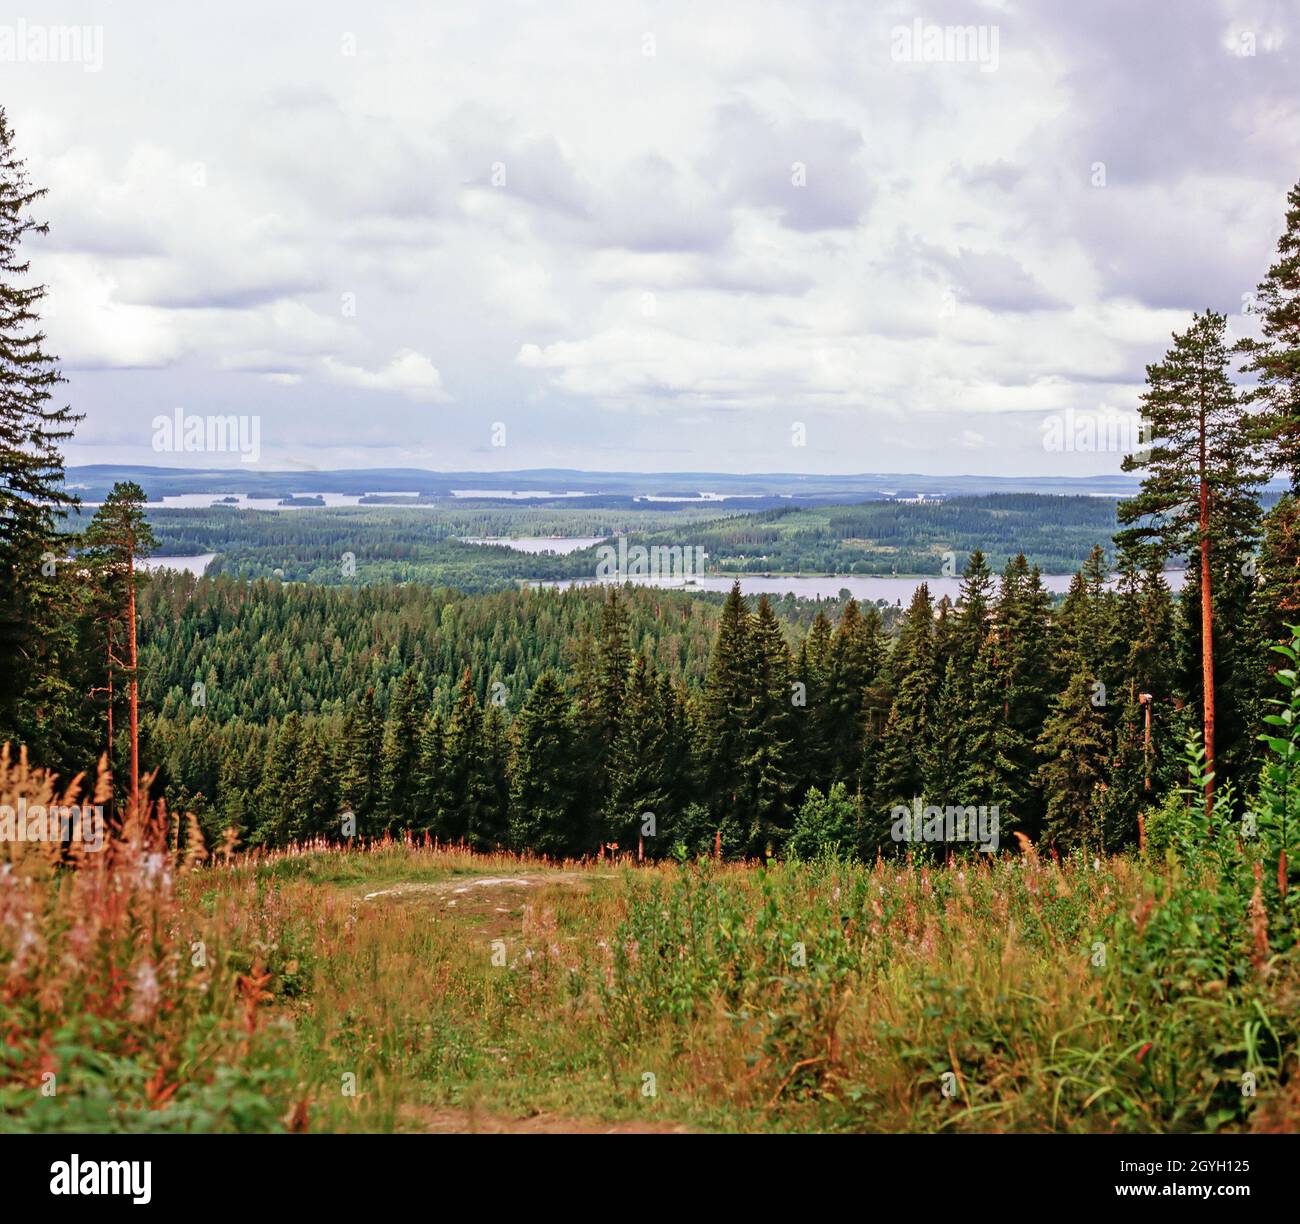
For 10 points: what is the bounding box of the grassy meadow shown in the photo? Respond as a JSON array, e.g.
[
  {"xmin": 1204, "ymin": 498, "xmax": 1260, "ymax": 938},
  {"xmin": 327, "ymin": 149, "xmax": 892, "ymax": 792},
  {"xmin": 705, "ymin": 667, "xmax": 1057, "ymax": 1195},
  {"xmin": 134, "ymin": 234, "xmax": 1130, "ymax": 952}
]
[{"xmin": 3, "ymin": 748, "xmax": 1297, "ymax": 1135}]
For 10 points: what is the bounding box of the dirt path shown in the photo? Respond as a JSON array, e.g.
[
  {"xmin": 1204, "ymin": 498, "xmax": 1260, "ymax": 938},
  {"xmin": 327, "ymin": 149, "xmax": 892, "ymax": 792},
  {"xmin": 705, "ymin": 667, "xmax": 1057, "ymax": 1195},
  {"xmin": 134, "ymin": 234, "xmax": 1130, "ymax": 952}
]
[
  {"xmin": 361, "ymin": 871, "xmax": 600, "ymax": 902},
  {"xmin": 359, "ymin": 871, "xmax": 612, "ymax": 936},
  {"xmin": 401, "ymin": 1105, "xmax": 693, "ymax": 1134}
]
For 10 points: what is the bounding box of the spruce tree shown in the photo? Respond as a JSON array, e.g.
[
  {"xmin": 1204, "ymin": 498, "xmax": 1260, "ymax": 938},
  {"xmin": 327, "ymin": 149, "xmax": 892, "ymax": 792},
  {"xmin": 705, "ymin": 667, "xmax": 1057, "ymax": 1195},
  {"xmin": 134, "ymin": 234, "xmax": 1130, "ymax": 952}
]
[
  {"xmin": 954, "ymin": 550, "xmax": 995, "ymax": 676},
  {"xmin": 290, "ymin": 724, "xmax": 335, "ymax": 840},
  {"xmin": 655, "ymin": 672, "xmax": 692, "ymax": 831},
  {"xmin": 254, "ymin": 714, "xmax": 304, "ymax": 845},
  {"xmin": 1035, "ymin": 668, "xmax": 1110, "ymax": 852},
  {"xmin": 1104, "ymin": 562, "xmax": 1182, "ymax": 838},
  {"xmin": 823, "ymin": 599, "xmax": 883, "ymax": 786},
  {"xmin": 931, "ymin": 594, "xmax": 958, "ymax": 683},
  {"xmin": 604, "ymin": 655, "xmax": 668, "ymax": 851},
  {"xmin": 596, "ymin": 589, "xmax": 631, "ymax": 745},
  {"xmin": 1254, "ymin": 495, "xmax": 1300, "ymax": 655},
  {"xmin": 798, "ymin": 608, "xmax": 834, "ymax": 789},
  {"xmin": 699, "ymin": 581, "xmax": 751, "ymax": 837},
  {"xmin": 439, "ymin": 668, "xmax": 483, "ymax": 843},
  {"xmin": 924, "ymin": 657, "xmax": 966, "ymax": 804},
  {"xmin": 476, "ymin": 703, "xmax": 511, "ymax": 849},
  {"xmin": 379, "ymin": 668, "xmax": 424, "ymax": 828},
  {"xmin": 510, "ymin": 670, "xmax": 580, "ymax": 856},
  {"xmin": 0, "ymin": 109, "xmax": 81, "ymax": 757},
  {"xmin": 570, "ymin": 589, "xmax": 632, "ymax": 834},
  {"xmin": 997, "ymin": 556, "xmax": 1052, "ymax": 760},
  {"xmin": 742, "ymin": 595, "xmax": 796, "ymax": 856},
  {"xmin": 955, "ymin": 638, "xmax": 1027, "ymax": 831},
  {"xmin": 875, "ymin": 583, "xmax": 937, "ymax": 816},
  {"xmin": 339, "ymin": 688, "xmax": 383, "ymax": 825},
  {"xmin": 414, "ymin": 709, "xmax": 445, "ymax": 834}
]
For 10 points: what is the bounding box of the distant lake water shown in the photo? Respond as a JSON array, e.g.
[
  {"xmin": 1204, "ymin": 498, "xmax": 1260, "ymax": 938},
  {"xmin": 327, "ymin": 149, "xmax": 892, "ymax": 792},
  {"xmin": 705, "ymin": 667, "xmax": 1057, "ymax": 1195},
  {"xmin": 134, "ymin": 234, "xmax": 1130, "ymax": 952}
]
[
  {"xmin": 543, "ymin": 571, "xmax": 1187, "ymax": 602},
  {"xmin": 77, "ymin": 492, "xmax": 442, "ymax": 511},
  {"xmin": 140, "ymin": 554, "xmax": 216, "ymax": 576},
  {"xmin": 464, "ymin": 536, "xmax": 605, "ymax": 555},
  {"xmin": 148, "ymin": 492, "xmax": 420, "ymax": 509},
  {"xmin": 451, "ymin": 489, "xmax": 593, "ymax": 500}
]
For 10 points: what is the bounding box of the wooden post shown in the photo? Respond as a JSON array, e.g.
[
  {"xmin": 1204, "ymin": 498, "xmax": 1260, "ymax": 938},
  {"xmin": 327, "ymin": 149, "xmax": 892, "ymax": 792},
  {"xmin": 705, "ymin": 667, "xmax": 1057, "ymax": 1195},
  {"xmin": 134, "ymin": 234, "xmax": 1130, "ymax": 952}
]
[{"xmin": 1139, "ymin": 692, "xmax": 1152, "ymax": 792}]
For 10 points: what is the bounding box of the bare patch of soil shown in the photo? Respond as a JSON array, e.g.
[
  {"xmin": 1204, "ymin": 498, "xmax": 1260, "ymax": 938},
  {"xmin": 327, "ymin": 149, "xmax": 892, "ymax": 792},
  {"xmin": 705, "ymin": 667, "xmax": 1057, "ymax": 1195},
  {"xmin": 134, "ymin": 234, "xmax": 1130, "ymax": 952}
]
[
  {"xmin": 359, "ymin": 870, "xmax": 610, "ymax": 938},
  {"xmin": 400, "ymin": 1105, "xmax": 693, "ymax": 1134}
]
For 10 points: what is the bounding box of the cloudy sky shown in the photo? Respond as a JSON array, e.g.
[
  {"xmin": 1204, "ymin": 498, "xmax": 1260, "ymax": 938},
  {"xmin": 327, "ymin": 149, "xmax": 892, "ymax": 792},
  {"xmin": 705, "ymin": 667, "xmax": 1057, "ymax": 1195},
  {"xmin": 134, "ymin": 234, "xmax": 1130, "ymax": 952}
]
[{"xmin": 7, "ymin": 0, "xmax": 1298, "ymax": 475}]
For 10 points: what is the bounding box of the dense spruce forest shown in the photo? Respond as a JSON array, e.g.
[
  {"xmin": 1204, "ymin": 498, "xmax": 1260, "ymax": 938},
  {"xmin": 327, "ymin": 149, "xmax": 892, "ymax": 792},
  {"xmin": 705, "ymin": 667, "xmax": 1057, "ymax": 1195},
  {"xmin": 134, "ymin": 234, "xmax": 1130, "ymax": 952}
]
[{"xmin": 125, "ymin": 542, "xmax": 1255, "ymax": 858}]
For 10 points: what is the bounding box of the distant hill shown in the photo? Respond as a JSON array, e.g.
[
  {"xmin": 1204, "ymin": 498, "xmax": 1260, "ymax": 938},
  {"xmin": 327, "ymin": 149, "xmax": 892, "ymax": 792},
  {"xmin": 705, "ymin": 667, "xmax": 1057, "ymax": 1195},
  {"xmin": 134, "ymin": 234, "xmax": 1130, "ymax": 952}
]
[{"xmin": 62, "ymin": 464, "xmax": 1154, "ymax": 504}]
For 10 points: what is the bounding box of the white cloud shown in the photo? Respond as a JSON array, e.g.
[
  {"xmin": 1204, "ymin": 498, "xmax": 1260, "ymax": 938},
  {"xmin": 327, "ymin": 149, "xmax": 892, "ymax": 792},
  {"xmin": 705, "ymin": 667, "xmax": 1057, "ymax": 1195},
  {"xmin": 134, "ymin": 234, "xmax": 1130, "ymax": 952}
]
[
  {"xmin": 44, "ymin": 256, "xmax": 180, "ymax": 369},
  {"xmin": 322, "ymin": 349, "xmax": 451, "ymax": 402}
]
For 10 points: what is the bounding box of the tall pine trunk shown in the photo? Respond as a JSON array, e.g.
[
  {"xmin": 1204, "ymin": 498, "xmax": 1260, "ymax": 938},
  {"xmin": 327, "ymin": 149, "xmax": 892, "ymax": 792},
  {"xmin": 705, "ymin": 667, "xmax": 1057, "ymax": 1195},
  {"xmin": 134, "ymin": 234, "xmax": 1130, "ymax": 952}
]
[
  {"xmin": 128, "ymin": 533, "xmax": 140, "ymax": 818},
  {"xmin": 106, "ymin": 659, "xmax": 113, "ymax": 793},
  {"xmin": 1198, "ymin": 392, "xmax": 1215, "ymax": 813}
]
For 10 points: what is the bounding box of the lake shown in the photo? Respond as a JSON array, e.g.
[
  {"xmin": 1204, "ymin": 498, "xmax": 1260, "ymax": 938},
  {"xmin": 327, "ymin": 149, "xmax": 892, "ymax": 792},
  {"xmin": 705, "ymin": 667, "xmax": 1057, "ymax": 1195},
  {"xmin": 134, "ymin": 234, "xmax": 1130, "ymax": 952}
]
[
  {"xmin": 463, "ymin": 536, "xmax": 606, "ymax": 555},
  {"xmin": 542, "ymin": 570, "xmax": 1187, "ymax": 602},
  {"xmin": 138, "ymin": 545, "xmax": 1187, "ymax": 603},
  {"xmin": 139, "ymin": 554, "xmax": 216, "ymax": 576}
]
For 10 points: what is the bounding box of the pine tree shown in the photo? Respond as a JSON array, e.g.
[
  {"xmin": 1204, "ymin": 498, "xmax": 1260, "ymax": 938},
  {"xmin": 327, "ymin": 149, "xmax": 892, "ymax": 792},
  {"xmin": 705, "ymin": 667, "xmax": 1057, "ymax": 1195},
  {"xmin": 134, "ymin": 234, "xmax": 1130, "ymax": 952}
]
[
  {"xmin": 82, "ymin": 482, "xmax": 156, "ymax": 817},
  {"xmin": 1178, "ymin": 525, "xmax": 1263, "ymax": 784},
  {"xmin": 1238, "ymin": 178, "xmax": 1300, "ymax": 490},
  {"xmin": 1119, "ymin": 311, "xmax": 1264, "ymax": 808}
]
